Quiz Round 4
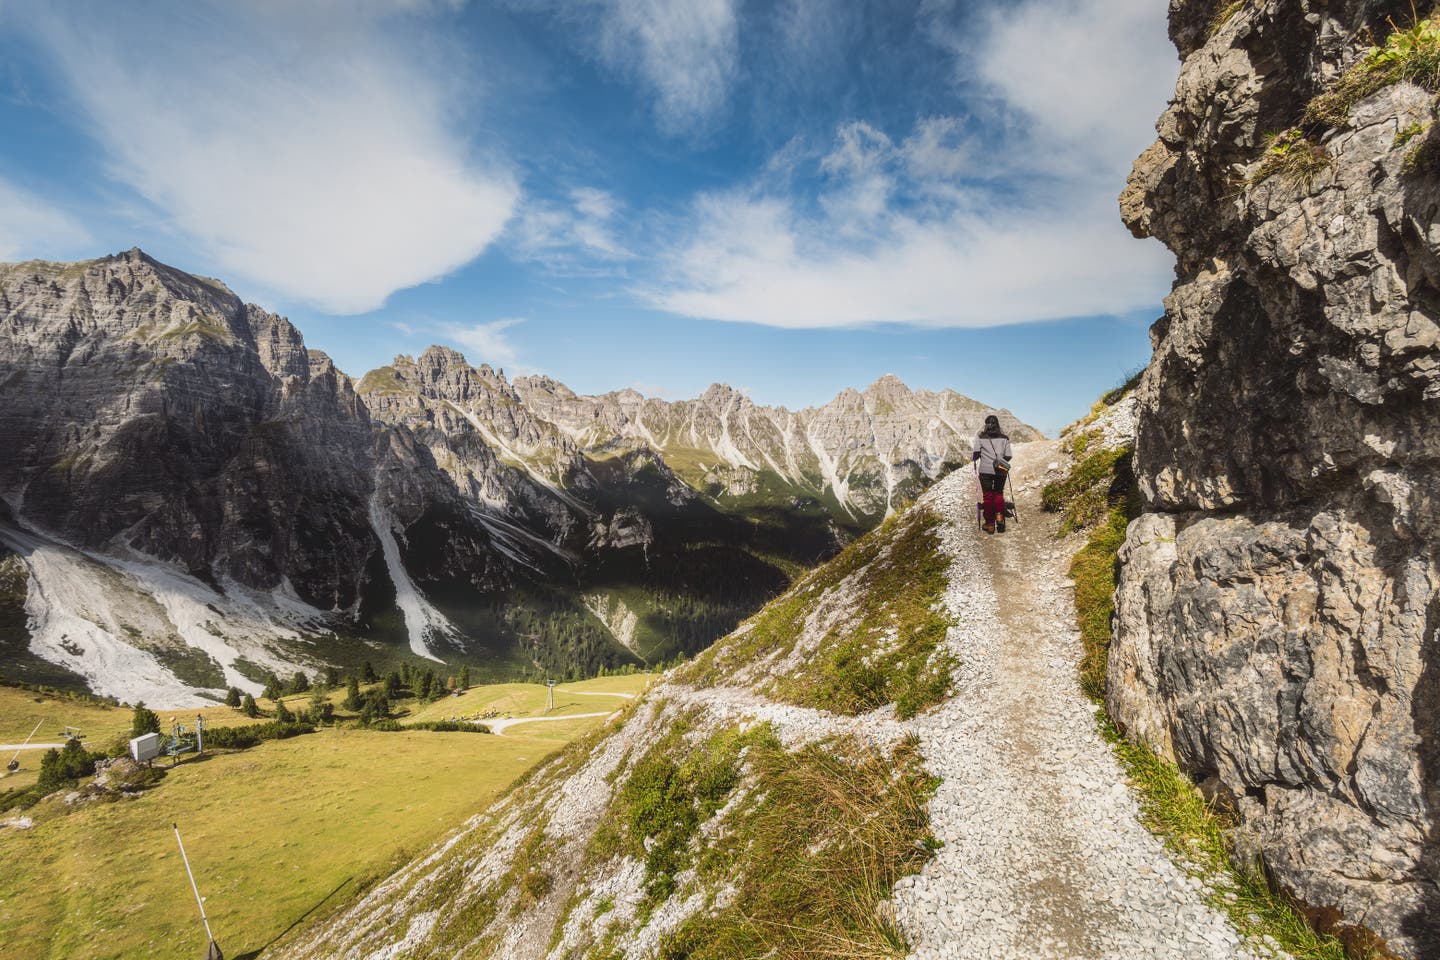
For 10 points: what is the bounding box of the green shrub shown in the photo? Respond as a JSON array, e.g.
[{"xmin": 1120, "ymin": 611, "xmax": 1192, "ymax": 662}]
[
  {"xmin": 129, "ymin": 702, "xmax": 161, "ymax": 738},
  {"xmin": 200, "ymin": 720, "xmax": 314, "ymax": 749}
]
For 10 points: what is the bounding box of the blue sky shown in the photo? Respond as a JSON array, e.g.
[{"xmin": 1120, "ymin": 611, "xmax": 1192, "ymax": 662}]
[{"xmin": 0, "ymin": 0, "xmax": 1179, "ymax": 435}]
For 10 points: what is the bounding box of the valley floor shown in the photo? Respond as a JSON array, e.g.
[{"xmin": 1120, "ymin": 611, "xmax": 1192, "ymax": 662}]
[{"xmin": 892, "ymin": 444, "xmax": 1260, "ymax": 959}]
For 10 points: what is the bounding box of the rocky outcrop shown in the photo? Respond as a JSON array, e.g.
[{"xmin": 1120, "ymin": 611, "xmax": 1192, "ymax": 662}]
[
  {"xmin": 0, "ymin": 249, "xmax": 378, "ymax": 609},
  {"xmin": 1111, "ymin": 2, "xmax": 1440, "ymax": 955}
]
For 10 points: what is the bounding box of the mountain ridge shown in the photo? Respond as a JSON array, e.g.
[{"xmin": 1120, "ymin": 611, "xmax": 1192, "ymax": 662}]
[{"xmin": 0, "ymin": 248, "xmax": 1039, "ymax": 706}]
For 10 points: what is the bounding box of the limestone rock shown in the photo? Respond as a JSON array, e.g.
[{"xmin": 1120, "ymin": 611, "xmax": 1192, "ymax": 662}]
[{"xmin": 1112, "ymin": 2, "xmax": 1440, "ymax": 954}]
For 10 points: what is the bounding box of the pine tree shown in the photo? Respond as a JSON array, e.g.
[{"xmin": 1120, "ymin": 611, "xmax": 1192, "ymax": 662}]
[
  {"xmin": 130, "ymin": 702, "xmax": 161, "ymax": 738},
  {"xmin": 274, "ymin": 699, "xmax": 295, "ymax": 723},
  {"xmin": 362, "ymin": 660, "xmax": 378, "ymax": 683},
  {"xmin": 225, "ymin": 686, "xmax": 241, "ymax": 708},
  {"xmin": 289, "ymin": 671, "xmax": 310, "ymax": 695},
  {"xmin": 262, "ymin": 673, "xmax": 282, "ymax": 701},
  {"xmin": 324, "ymin": 667, "xmax": 341, "ymax": 688},
  {"xmin": 242, "ymin": 694, "xmax": 260, "ymax": 718},
  {"xmin": 344, "ymin": 677, "xmax": 362, "ymax": 711},
  {"xmin": 459, "ymin": 665, "xmax": 470, "ymax": 691},
  {"xmin": 384, "ymin": 671, "xmax": 402, "ymax": 699},
  {"xmin": 401, "ymin": 662, "xmax": 412, "ymax": 686}
]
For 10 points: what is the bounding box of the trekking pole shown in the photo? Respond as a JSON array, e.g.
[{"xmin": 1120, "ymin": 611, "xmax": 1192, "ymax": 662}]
[
  {"xmin": 174, "ymin": 823, "xmax": 223, "ymax": 959},
  {"xmin": 6, "ymin": 718, "xmax": 44, "ymax": 772},
  {"xmin": 973, "ymin": 463, "xmax": 983, "ymax": 529}
]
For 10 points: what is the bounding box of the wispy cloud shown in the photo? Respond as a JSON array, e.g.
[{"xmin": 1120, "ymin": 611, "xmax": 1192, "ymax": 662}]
[
  {"xmin": 509, "ymin": 186, "xmax": 632, "ymax": 272},
  {"xmin": 441, "ymin": 317, "xmax": 526, "ymax": 369},
  {"xmin": 512, "ymin": 0, "xmax": 740, "ymax": 135},
  {"xmin": 646, "ymin": 0, "xmax": 1177, "ymax": 329},
  {"xmin": 20, "ymin": 2, "xmax": 518, "ymax": 314},
  {"xmin": 962, "ymin": 0, "xmax": 1178, "ymax": 179},
  {"xmin": 0, "ymin": 176, "xmax": 89, "ymax": 261}
]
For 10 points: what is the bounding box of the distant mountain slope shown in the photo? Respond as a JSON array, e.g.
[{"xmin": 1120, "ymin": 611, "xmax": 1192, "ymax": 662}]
[{"xmin": 0, "ymin": 249, "xmax": 1039, "ymax": 705}]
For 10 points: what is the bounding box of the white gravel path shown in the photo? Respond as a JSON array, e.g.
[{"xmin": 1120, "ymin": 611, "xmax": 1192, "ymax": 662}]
[
  {"xmin": 484, "ymin": 711, "xmax": 616, "ymax": 735},
  {"xmin": 891, "ymin": 444, "xmax": 1264, "ymax": 960},
  {"xmin": 556, "ymin": 689, "xmax": 636, "ymax": 700}
]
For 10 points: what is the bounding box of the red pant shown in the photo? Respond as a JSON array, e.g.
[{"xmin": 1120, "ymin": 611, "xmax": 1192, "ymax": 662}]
[{"xmin": 980, "ymin": 473, "xmax": 1006, "ymax": 524}]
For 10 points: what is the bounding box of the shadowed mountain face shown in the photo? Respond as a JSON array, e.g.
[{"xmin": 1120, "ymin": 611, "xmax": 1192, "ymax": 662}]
[{"xmin": 0, "ymin": 249, "xmax": 1039, "ymax": 706}]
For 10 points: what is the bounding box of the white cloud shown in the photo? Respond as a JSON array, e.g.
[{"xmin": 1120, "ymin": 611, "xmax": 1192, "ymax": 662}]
[
  {"xmin": 0, "ymin": 177, "xmax": 90, "ymax": 262},
  {"xmin": 650, "ymin": 186, "xmax": 1171, "ymax": 328},
  {"xmin": 509, "ymin": 187, "xmax": 632, "ymax": 270},
  {"xmin": 962, "ymin": 0, "xmax": 1177, "ymax": 177},
  {"xmin": 23, "ymin": 2, "xmax": 518, "ymax": 314},
  {"xmin": 442, "ymin": 317, "xmax": 526, "ymax": 369},
  {"xmin": 647, "ymin": 0, "xmax": 1179, "ymax": 329},
  {"xmin": 516, "ymin": 0, "xmax": 739, "ymax": 134}
]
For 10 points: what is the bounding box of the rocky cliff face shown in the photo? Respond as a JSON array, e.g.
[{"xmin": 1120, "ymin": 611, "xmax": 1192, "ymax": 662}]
[
  {"xmin": 1111, "ymin": 2, "xmax": 1440, "ymax": 954},
  {"xmin": 0, "ymin": 250, "xmax": 1036, "ymax": 707}
]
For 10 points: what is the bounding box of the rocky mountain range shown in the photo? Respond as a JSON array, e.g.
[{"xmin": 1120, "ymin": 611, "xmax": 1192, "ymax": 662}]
[
  {"xmin": 1111, "ymin": 0, "xmax": 1439, "ymax": 954},
  {"xmin": 0, "ymin": 249, "xmax": 1037, "ymax": 707}
]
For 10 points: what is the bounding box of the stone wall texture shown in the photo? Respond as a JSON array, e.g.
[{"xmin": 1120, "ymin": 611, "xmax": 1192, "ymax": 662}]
[{"xmin": 1110, "ymin": 2, "xmax": 1440, "ymax": 955}]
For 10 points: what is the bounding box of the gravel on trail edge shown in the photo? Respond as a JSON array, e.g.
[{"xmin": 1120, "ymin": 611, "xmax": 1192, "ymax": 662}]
[{"xmin": 891, "ymin": 442, "xmax": 1266, "ymax": 960}]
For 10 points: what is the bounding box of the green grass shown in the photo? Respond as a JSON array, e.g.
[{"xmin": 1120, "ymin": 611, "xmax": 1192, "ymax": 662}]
[
  {"xmin": 1052, "ymin": 430, "xmax": 1367, "ymax": 958},
  {"xmin": 1042, "ymin": 446, "xmax": 1135, "ymax": 536},
  {"xmin": 0, "ymin": 684, "xmax": 629, "ymax": 960},
  {"xmin": 1098, "ymin": 714, "xmax": 1365, "ymax": 959},
  {"xmin": 1396, "ymin": 119, "xmax": 1429, "ymax": 148},
  {"xmin": 655, "ymin": 730, "xmax": 939, "ymax": 960},
  {"xmin": 1249, "ymin": 129, "xmax": 1331, "ymax": 191},
  {"xmin": 590, "ymin": 716, "xmax": 761, "ymax": 910},
  {"xmin": 1208, "ymin": 1, "xmax": 1244, "ymax": 38},
  {"xmin": 1305, "ymin": 9, "xmax": 1440, "ymax": 129},
  {"xmin": 401, "ymin": 674, "xmax": 652, "ymax": 729},
  {"xmin": 355, "ymin": 365, "xmax": 409, "ymax": 395},
  {"xmin": 683, "ymin": 508, "xmax": 955, "ymax": 719},
  {"xmin": 1070, "ymin": 504, "xmax": 1135, "ymax": 702}
]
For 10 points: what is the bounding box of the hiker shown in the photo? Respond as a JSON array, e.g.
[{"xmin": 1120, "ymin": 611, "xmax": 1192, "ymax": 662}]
[{"xmin": 972, "ymin": 414, "xmax": 1013, "ymax": 534}]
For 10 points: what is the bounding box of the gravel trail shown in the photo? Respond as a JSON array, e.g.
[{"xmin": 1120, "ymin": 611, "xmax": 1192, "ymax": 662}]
[
  {"xmin": 892, "ymin": 442, "xmax": 1262, "ymax": 960},
  {"xmin": 484, "ymin": 712, "xmax": 616, "ymax": 735}
]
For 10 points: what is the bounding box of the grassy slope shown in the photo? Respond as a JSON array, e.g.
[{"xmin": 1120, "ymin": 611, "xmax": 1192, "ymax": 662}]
[
  {"xmin": 274, "ymin": 496, "xmax": 953, "ymax": 960},
  {"xmin": 0, "ymin": 676, "xmax": 649, "ymax": 960}
]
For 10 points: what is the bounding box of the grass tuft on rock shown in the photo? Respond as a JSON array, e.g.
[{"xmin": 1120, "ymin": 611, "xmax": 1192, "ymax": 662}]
[
  {"xmin": 1249, "ymin": 129, "xmax": 1332, "ymax": 191},
  {"xmin": 1304, "ymin": 9, "xmax": 1440, "ymax": 129},
  {"xmin": 1208, "ymin": 1, "xmax": 1244, "ymax": 38}
]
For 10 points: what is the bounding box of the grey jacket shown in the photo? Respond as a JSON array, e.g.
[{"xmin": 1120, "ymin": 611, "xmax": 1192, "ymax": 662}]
[{"xmin": 972, "ymin": 434, "xmax": 1012, "ymax": 476}]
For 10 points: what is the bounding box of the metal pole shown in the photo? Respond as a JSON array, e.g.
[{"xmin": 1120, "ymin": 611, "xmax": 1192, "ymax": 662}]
[
  {"xmin": 9, "ymin": 718, "xmax": 44, "ymax": 767},
  {"xmin": 196, "ymin": 715, "xmax": 203, "ymax": 755},
  {"xmin": 173, "ymin": 823, "xmax": 216, "ymax": 945}
]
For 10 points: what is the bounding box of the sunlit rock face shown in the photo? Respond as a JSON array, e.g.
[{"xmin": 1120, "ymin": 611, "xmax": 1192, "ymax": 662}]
[
  {"xmin": 0, "ymin": 249, "xmax": 378, "ymax": 609},
  {"xmin": 1111, "ymin": 2, "xmax": 1440, "ymax": 954}
]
